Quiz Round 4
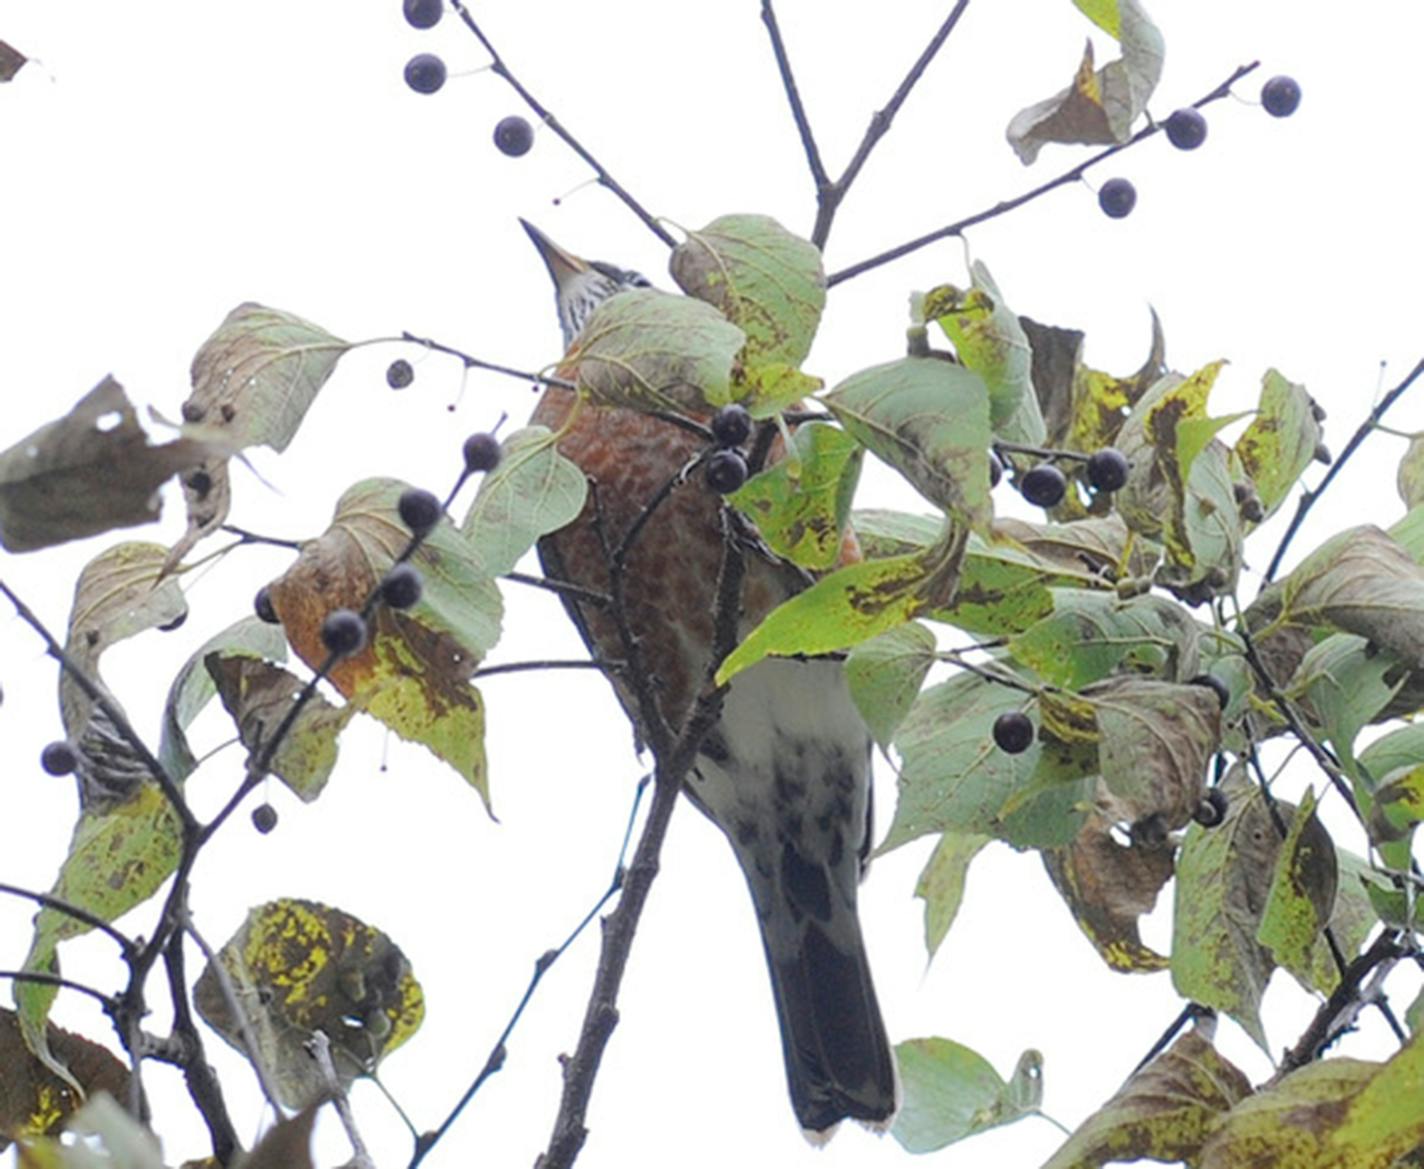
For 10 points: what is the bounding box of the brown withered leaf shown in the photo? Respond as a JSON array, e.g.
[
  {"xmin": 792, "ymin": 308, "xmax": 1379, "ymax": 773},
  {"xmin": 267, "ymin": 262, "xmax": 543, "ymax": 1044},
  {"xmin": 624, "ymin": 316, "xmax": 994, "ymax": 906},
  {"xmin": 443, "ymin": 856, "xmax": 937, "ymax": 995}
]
[
  {"xmin": 0, "ymin": 39, "xmax": 27, "ymax": 81},
  {"xmin": 0, "ymin": 1008, "xmax": 132, "ymax": 1152},
  {"xmin": 1042, "ymin": 812, "xmax": 1173, "ymax": 972},
  {"xmin": 0, "ymin": 377, "xmax": 213, "ymax": 552}
]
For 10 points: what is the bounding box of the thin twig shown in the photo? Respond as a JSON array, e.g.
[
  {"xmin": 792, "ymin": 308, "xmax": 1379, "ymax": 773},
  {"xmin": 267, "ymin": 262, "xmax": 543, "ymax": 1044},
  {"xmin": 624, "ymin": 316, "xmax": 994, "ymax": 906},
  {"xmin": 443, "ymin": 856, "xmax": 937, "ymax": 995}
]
[
  {"xmin": 503, "ymin": 571, "xmax": 611, "ymax": 608},
  {"xmin": 400, "ymin": 331, "xmax": 577, "ymax": 392},
  {"xmin": 1264, "ymin": 356, "xmax": 1424, "ymax": 581},
  {"xmin": 1129, "ymin": 1004, "xmax": 1214, "ymax": 1074},
  {"xmin": 472, "ymin": 658, "xmax": 617, "ymax": 680},
  {"xmin": 760, "ymin": 1, "xmax": 829, "ymax": 191},
  {"xmin": 410, "ymin": 777, "xmax": 650, "ymax": 1167},
  {"xmin": 1277, "ymin": 931, "xmax": 1406, "ymax": 1073},
  {"xmin": 308, "ymin": 1031, "xmax": 376, "ymax": 1169},
  {"xmin": 0, "ymin": 969, "xmax": 117, "ymax": 1009},
  {"xmin": 0, "ymin": 881, "xmax": 137, "ymax": 957},
  {"xmin": 827, "ymin": 60, "xmax": 1259, "ymax": 285},
  {"xmin": 446, "ymin": 0, "xmax": 674, "ymax": 248}
]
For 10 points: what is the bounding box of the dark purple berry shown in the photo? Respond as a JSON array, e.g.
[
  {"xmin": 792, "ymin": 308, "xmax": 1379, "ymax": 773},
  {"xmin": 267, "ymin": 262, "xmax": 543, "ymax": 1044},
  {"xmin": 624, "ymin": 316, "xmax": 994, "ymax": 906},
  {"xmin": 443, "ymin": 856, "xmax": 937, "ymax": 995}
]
[
  {"xmin": 1021, "ymin": 463, "xmax": 1067, "ymax": 508},
  {"xmin": 992, "ymin": 711, "xmax": 1034, "ymax": 755},
  {"xmin": 711, "ymin": 404, "xmax": 752, "ymax": 448},
  {"xmin": 186, "ymin": 470, "xmax": 213, "ymax": 499},
  {"xmin": 254, "ymin": 586, "xmax": 280, "ymax": 625},
  {"xmin": 157, "ymin": 609, "xmax": 188, "ymax": 633},
  {"xmin": 397, "ymin": 487, "xmax": 442, "ymax": 534},
  {"xmin": 1193, "ymin": 788, "xmax": 1229, "ymax": 828},
  {"xmin": 404, "ymin": 53, "xmax": 447, "ymax": 95},
  {"xmin": 321, "ymin": 609, "xmax": 368, "ymax": 658},
  {"xmin": 462, "ymin": 432, "xmax": 502, "ymax": 474},
  {"xmin": 251, "ymin": 803, "xmax": 279, "ymax": 834},
  {"xmin": 40, "ymin": 740, "xmax": 78, "ymax": 776},
  {"xmin": 1189, "ymin": 673, "xmax": 1230, "ymax": 711},
  {"xmin": 386, "ymin": 359, "xmax": 414, "ymax": 390},
  {"xmin": 381, "ymin": 563, "xmax": 423, "ymax": 610},
  {"xmin": 705, "ymin": 449, "xmax": 748, "ymax": 495},
  {"xmin": 1163, "ymin": 108, "xmax": 1207, "ymax": 150},
  {"xmin": 1086, "ymin": 447, "xmax": 1130, "ymax": 493},
  {"xmin": 1261, "ymin": 75, "xmax": 1301, "ymax": 118},
  {"xmin": 1098, "ymin": 178, "xmax": 1137, "ymax": 219},
  {"xmin": 493, "ymin": 116, "xmax": 534, "ymax": 157},
  {"xmin": 988, "ymin": 449, "xmax": 1003, "ymax": 488},
  {"xmin": 402, "ymin": 0, "xmax": 442, "ymax": 29}
]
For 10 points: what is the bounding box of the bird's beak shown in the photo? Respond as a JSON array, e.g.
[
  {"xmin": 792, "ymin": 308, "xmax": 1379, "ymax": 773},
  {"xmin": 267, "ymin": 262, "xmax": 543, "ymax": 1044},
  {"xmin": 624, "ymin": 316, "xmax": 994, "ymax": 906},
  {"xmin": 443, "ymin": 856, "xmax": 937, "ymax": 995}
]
[{"xmin": 520, "ymin": 218, "xmax": 589, "ymax": 288}]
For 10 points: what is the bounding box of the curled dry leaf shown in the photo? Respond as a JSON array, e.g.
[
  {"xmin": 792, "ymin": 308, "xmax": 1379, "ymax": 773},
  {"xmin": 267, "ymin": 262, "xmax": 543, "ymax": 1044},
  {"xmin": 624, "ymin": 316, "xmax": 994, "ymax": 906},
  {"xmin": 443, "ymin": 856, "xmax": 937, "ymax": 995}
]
[{"xmin": 0, "ymin": 377, "xmax": 215, "ymax": 553}]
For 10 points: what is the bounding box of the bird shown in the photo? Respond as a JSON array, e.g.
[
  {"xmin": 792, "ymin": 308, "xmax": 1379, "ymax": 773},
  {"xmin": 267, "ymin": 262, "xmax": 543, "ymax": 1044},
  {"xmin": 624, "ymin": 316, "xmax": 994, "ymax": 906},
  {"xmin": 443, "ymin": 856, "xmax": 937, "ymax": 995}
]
[{"xmin": 521, "ymin": 219, "xmax": 898, "ymax": 1140}]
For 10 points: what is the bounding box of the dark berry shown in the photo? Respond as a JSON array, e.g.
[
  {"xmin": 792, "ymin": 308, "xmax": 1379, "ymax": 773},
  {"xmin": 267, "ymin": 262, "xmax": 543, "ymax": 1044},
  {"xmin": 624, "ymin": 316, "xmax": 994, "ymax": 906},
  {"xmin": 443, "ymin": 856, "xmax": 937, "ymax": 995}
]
[
  {"xmin": 254, "ymin": 586, "xmax": 280, "ymax": 625},
  {"xmin": 40, "ymin": 740, "xmax": 79, "ymax": 776},
  {"xmin": 710, "ymin": 404, "xmax": 752, "ymax": 448},
  {"xmin": 1310, "ymin": 399, "xmax": 1326, "ymax": 422},
  {"xmin": 251, "ymin": 803, "xmax": 279, "ymax": 834},
  {"xmin": 1193, "ymin": 788, "xmax": 1229, "ymax": 828},
  {"xmin": 992, "ymin": 711, "xmax": 1034, "ymax": 755},
  {"xmin": 321, "ymin": 609, "xmax": 368, "ymax": 658},
  {"xmin": 1189, "ymin": 673, "xmax": 1231, "ymax": 711},
  {"xmin": 402, "ymin": 0, "xmax": 442, "ymax": 29},
  {"xmin": 386, "ymin": 359, "xmax": 414, "ymax": 390},
  {"xmin": 158, "ymin": 609, "xmax": 189, "ymax": 633},
  {"xmin": 181, "ymin": 401, "xmax": 205, "ymax": 423},
  {"xmin": 1086, "ymin": 447, "xmax": 1130, "ymax": 493},
  {"xmin": 404, "ymin": 53, "xmax": 447, "ymax": 95},
  {"xmin": 705, "ymin": 449, "xmax": 748, "ymax": 495},
  {"xmin": 186, "ymin": 470, "xmax": 213, "ymax": 498},
  {"xmin": 381, "ymin": 563, "xmax": 423, "ymax": 610},
  {"xmin": 1021, "ymin": 463, "xmax": 1067, "ymax": 508},
  {"xmin": 988, "ymin": 448, "xmax": 1003, "ymax": 488},
  {"xmin": 493, "ymin": 116, "xmax": 534, "ymax": 157},
  {"xmin": 462, "ymin": 432, "xmax": 502, "ymax": 474},
  {"xmin": 397, "ymin": 487, "xmax": 442, "ymax": 534},
  {"xmin": 1240, "ymin": 496, "xmax": 1265, "ymax": 524},
  {"xmin": 1163, "ymin": 108, "xmax": 1207, "ymax": 150},
  {"xmin": 1098, "ymin": 178, "xmax": 1137, "ymax": 220},
  {"xmin": 1131, "ymin": 813, "xmax": 1169, "ymax": 846},
  {"xmin": 1261, "ymin": 75, "xmax": 1301, "ymax": 118}
]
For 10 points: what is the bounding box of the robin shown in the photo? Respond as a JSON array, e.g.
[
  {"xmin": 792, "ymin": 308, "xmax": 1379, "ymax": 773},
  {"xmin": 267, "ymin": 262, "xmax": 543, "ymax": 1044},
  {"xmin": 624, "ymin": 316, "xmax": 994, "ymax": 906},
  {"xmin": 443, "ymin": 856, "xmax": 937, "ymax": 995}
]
[{"xmin": 521, "ymin": 220, "xmax": 898, "ymax": 1139}]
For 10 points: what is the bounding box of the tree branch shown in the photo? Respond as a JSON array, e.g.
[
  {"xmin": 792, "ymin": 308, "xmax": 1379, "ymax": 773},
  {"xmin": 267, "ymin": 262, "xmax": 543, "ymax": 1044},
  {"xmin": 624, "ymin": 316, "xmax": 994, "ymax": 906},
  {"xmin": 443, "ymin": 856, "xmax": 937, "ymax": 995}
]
[
  {"xmin": 760, "ymin": 1, "xmax": 829, "ymax": 192},
  {"xmin": 827, "ymin": 59, "xmax": 1259, "ymax": 285},
  {"xmin": 1264, "ymin": 355, "xmax": 1424, "ymax": 582},
  {"xmin": 0, "ymin": 881, "xmax": 137, "ymax": 958},
  {"xmin": 160, "ymin": 931, "xmax": 240, "ymax": 1164}
]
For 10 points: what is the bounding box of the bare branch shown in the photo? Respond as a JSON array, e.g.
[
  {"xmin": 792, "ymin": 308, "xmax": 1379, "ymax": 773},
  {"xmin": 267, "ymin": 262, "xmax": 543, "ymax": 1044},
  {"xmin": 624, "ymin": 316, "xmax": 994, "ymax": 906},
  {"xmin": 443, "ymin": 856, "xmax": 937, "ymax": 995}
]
[
  {"xmin": 760, "ymin": 1, "xmax": 829, "ymax": 191},
  {"xmin": 0, "ymin": 881, "xmax": 137, "ymax": 958}
]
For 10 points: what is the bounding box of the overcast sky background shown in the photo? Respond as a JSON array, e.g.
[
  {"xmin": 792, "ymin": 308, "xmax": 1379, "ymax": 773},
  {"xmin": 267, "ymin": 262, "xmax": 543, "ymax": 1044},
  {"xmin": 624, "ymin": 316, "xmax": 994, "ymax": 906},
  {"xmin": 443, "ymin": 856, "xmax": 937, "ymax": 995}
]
[{"xmin": 3, "ymin": 2, "xmax": 1423, "ymax": 1167}]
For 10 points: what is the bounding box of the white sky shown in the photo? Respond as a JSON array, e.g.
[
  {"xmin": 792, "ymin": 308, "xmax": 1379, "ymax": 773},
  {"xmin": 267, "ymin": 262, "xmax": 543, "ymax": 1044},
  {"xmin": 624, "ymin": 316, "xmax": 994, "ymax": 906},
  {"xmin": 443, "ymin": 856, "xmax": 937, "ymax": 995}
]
[{"xmin": 2, "ymin": 2, "xmax": 1422, "ymax": 1167}]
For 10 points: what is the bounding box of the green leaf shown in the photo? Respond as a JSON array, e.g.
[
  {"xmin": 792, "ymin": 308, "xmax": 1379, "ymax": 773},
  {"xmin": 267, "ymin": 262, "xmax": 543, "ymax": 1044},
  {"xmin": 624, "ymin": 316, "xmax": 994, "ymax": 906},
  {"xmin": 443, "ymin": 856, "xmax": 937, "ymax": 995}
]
[
  {"xmin": 1397, "ymin": 433, "xmax": 1424, "ymax": 509},
  {"xmin": 823, "ymin": 357, "xmax": 992, "ymax": 529},
  {"xmin": 1255, "ymin": 788, "xmax": 1338, "ymax": 979},
  {"xmin": 669, "ymin": 213, "xmax": 825, "ymax": 370},
  {"xmin": 184, "ymin": 302, "xmax": 350, "ymax": 453},
  {"xmin": 1008, "ymin": 591, "xmax": 1202, "ymax": 690},
  {"xmin": 914, "ymin": 832, "xmax": 990, "ymax": 959},
  {"xmin": 159, "ymin": 616, "xmax": 288, "ymax": 783},
  {"xmin": 1042, "ymin": 1029, "xmax": 1251, "ymax": 1169},
  {"xmin": 1287, "ymin": 633, "xmax": 1405, "ymax": 762},
  {"xmin": 462, "ymin": 426, "xmax": 589, "ymax": 576},
  {"xmin": 1298, "ymin": 848, "xmax": 1384, "ymax": 996},
  {"xmin": 729, "ymin": 422, "xmax": 861, "ymax": 571},
  {"xmin": 1234, "ymin": 369, "xmax": 1323, "ymax": 520},
  {"xmin": 569, "ymin": 288, "xmax": 745, "ymax": 412},
  {"xmin": 1006, "ymin": 0, "xmax": 1164, "ymax": 164},
  {"xmin": 892, "ymin": 1039, "xmax": 1042, "ymax": 1153},
  {"xmin": 845, "ymin": 621, "xmax": 937, "ymax": 750},
  {"xmin": 921, "ymin": 263, "xmax": 1043, "ymax": 441},
  {"xmin": 884, "ymin": 669, "xmax": 1092, "ymax": 852},
  {"xmin": 1170, "ymin": 771, "xmax": 1277, "ymax": 1051},
  {"xmin": 714, "ymin": 528, "xmax": 966, "ymax": 686},
  {"xmin": 18, "ymin": 783, "xmax": 185, "ymax": 1086}
]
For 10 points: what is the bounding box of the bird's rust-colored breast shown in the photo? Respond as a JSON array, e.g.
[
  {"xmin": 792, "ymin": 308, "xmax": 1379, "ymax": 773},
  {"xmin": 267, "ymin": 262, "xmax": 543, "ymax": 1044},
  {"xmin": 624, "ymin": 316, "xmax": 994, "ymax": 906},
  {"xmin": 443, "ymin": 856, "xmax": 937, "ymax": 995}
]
[{"xmin": 530, "ymin": 387, "xmax": 792, "ymax": 734}]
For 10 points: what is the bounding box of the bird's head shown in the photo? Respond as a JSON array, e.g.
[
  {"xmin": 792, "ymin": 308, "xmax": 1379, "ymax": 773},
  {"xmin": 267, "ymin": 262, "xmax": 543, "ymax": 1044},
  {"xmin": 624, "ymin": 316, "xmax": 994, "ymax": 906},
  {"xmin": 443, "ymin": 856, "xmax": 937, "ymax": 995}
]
[{"xmin": 520, "ymin": 219, "xmax": 652, "ymax": 349}]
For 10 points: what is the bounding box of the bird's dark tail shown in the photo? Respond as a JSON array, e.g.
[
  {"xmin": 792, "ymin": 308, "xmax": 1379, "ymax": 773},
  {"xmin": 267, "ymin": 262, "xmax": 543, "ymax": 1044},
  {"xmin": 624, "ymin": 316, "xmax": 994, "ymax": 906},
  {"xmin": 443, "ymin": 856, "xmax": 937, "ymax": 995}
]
[{"xmin": 748, "ymin": 851, "xmax": 899, "ymax": 1140}]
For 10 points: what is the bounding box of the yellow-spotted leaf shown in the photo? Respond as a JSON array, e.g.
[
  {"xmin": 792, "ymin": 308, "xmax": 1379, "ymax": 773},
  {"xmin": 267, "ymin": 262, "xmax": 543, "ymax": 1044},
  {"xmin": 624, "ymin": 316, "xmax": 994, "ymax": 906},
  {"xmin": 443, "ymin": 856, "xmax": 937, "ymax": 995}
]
[
  {"xmin": 568, "ymin": 288, "xmax": 745, "ymax": 413},
  {"xmin": 268, "ymin": 478, "xmax": 500, "ymax": 807},
  {"xmin": 1234, "ymin": 369, "xmax": 1323, "ymax": 521},
  {"xmin": 193, "ymin": 900, "xmax": 423, "ymax": 1110},
  {"xmin": 730, "ymin": 421, "xmax": 862, "ymax": 570},
  {"xmin": 1256, "ymin": 787, "xmax": 1337, "ymax": 979},
  {"xmin": 670, "ymin": 213, "xmax": 825, "ymax": 370},
  {"xmin": 715, "ymin": 527, "xmax": 967, "ymax": 685}
]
